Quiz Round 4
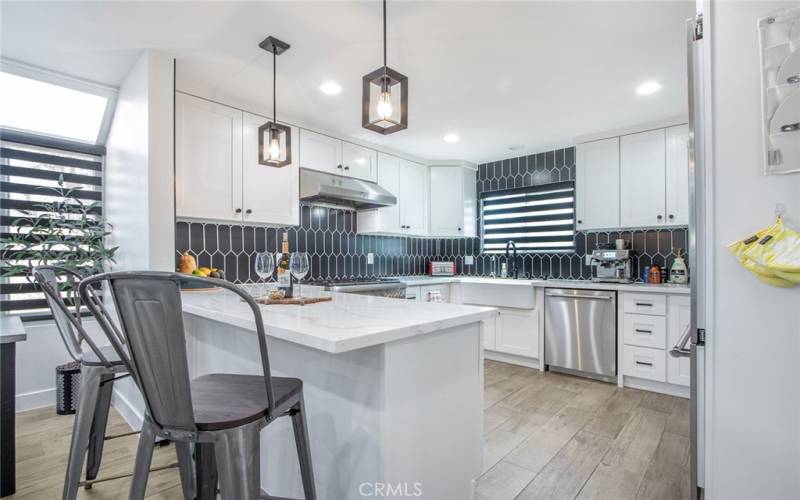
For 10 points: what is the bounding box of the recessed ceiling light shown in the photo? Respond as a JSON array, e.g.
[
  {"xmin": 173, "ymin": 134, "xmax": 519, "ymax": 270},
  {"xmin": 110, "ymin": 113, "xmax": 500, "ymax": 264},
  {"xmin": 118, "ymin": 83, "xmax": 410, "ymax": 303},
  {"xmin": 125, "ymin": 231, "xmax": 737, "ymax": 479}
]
[
  {"xmin": 443, "ymin": 133, "xmax": 460, "ymax": 143},
  {"xmin": 636, "ymin": 81, "xmax": 662, "ymax": 96},
  {"xmin": 319, "ymin": 81, "xmax": 342, "ymax": 95}
]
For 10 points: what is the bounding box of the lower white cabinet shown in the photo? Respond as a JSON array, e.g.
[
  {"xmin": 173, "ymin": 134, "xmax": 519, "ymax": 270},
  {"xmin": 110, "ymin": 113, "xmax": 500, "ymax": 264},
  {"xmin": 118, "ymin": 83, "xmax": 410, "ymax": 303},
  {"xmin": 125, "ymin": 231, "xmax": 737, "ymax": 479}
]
[
  {"xmin": 495, "ymin": 308, "xmax": 539, "ymax": 359},
  {"xmin": 623, "ymin": 345, "xmax": 667, "ymax": 382},
  {"xmin": 621, "ymin": 291, "xmax": 691, "ymax": 390},
  {"xmin": 666, "ymin": 295, "xmax": 691, "ymax": 387},
  {"xmin": 483, "ymin": 315, "xmax": 497, "ymax": 351}
]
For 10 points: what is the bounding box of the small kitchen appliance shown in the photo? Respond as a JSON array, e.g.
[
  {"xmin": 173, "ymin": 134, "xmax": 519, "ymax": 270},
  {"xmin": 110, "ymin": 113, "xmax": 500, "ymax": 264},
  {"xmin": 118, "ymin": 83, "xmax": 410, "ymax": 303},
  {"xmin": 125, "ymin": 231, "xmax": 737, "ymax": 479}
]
[
  {"xmin": 590, "ymin": 249, "xmax": 634, "ymax": 283},
  {"xmin": 428, "ymin": 261, "xmax": 455, "ymax": 276}
]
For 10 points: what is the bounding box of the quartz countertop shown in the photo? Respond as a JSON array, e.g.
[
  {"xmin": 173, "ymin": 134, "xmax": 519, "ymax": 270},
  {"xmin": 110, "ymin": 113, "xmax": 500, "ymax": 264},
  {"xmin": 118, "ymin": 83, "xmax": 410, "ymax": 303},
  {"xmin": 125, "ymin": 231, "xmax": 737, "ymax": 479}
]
[
  {"xmin": 0, "ymin": 314, "xmax": 27, "ymax": 343},
  {"xmin": 180, "ymin": 285, "xmax": 496, "ymax": 354},
  {"xmin": 395, "ymin": 276, "xmax": 690, "ymax": 294}
]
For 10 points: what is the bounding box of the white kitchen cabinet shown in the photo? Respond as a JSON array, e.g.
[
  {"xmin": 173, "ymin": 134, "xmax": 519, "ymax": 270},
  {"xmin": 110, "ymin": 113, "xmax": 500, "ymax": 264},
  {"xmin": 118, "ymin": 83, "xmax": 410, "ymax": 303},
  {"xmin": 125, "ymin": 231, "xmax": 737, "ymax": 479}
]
[
  {"xmin": 667, "ymin": 295, "xmax": 692, "ymax": 387},
  {"xmin": 358, "ymin": 154, "xmax": 428, "ymax": 236},
  {"xmin": 400, "ymin": 159, "xmax": 429, "ymax": 235},
  {"xmin": 341, "ymin": 142, "xmax": 377, "ymax": 181},
  {"xmin": 483, "ymin": 313, "xmax": 497, "ymax": 351},
  {"xmin": 175, "ymin": 92, "xmax": 243, "ymax": 221},
  {"xmin": 495, "ymin": 308, "xmax": 539, "ymax": 359},
  {"xmin": 242, "ymin": 112, "xmax": 299, "ymax": 226},
  {"xmin": 299, "ymin": 129, "xmax": 342, "ymax": 176},
  {"xmin": 575, "ymin": 137, "xmax": 620, "ymax": 230},
  {"xmin": 623, "ymin": 345, "xmax": 667, "ymax": 382},
  {"xmin": 665, "ymin": 124, "xmax": 690, "ymax": 226},
  {"xmin": 428, "ymin": 162, "xmax": 477, "ymax": 237},
  {"xmin": 620, "ymin": 129, "xmax": 667, "ymax": 228},
  {"xmin": 299, "ymin": 129, "xmax": 377, "ymax": 182}
]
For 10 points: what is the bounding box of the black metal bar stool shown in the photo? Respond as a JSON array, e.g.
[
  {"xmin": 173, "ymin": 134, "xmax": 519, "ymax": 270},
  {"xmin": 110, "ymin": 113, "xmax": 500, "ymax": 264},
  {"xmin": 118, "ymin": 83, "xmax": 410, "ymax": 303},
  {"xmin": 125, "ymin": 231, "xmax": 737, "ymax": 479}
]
[
  {"xmin": 80, "ymin": 271, "xmax": 317, "ymax": 500},
  {"xmin": 33, "ymin": 266, "xmax": 194, "ymax": 500}
]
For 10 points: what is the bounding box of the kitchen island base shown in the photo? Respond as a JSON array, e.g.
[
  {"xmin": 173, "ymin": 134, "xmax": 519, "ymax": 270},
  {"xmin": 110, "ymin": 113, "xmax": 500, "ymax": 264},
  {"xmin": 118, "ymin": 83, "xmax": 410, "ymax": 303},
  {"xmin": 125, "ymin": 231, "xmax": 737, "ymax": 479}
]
[{"xmin": 184, "ymin": 314, "xmax": 484, "ymax": 500}]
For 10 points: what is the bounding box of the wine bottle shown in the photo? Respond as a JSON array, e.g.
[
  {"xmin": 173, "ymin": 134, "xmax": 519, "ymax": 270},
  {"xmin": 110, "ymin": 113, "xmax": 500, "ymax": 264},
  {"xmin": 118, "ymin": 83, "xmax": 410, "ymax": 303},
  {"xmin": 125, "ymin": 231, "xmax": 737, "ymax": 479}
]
[{"xmin": 277, "ymin": 232, "xmax": 293, "ymax": 298}]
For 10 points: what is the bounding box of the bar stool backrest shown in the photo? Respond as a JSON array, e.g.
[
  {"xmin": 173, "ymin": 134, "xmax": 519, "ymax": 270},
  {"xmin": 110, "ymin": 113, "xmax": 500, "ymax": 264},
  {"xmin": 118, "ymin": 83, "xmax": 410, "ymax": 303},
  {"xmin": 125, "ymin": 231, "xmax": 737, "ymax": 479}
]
[
  {"xmin": 80, "ymin": 271, "xmax": 276, "ymax": 433},
  {"xmin": 33, "ymin": 265, "xmax": 111, "ymax": 365}
]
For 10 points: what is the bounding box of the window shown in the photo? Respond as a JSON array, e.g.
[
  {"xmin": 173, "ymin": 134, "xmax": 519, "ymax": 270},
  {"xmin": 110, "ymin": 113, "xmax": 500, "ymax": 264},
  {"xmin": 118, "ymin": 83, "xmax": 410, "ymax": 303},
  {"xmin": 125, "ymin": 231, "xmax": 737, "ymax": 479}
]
[
  {"xmin": 1, "ymin": 133, "xmax": 104, "ymax": 318},
  {"xmin": 0, "ymin": 61, "xmax": 116, "ymax": 144},
  {"xmin": 480, "ymin": 181, "xmax": 575, "ymax": 253}
]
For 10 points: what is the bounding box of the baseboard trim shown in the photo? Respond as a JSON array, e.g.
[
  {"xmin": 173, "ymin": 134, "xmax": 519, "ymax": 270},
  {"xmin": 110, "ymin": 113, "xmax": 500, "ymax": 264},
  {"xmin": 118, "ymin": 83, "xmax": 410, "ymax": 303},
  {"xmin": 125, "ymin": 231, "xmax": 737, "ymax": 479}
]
[
  {"xmin": 484, "ymin": 350, "xmax": 541, "ymax": 370},
  {"xmin": 623, "ymin": 376, "xmax": 690, "ymax": 398},
  {"xmin": 111, "ymin": 388, "xmax": 143, "ymax": 430},
  {"xmin": 16, "ymin": 387, "xmax": 55, "ymax": 412}
]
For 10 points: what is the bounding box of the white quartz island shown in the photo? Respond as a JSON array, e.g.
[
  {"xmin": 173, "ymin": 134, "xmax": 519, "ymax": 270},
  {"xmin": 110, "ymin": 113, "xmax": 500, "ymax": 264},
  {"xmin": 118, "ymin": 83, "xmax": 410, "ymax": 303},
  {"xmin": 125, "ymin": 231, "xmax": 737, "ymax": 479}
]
[{"xmin": 179, "ymin": 287, "xmax": 496, "ymax": 500}]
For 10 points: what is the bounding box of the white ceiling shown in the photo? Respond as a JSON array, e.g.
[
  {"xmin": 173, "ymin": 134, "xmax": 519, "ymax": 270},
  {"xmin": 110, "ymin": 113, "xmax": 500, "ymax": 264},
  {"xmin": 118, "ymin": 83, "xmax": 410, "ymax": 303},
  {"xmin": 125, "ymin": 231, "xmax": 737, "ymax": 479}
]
[{"xmin": 0, "ymin": 1, "xmax": 693, "ymax": 163}]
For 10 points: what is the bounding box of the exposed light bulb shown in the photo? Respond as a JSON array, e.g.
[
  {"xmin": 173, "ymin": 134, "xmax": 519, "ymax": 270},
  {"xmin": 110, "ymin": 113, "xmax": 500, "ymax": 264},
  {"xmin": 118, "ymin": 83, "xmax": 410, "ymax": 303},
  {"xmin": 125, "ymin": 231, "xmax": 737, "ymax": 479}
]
[
  {"xmin": 268, "ymin": 135, "xmax": 281, "ymax": 161},
  {"xmin": 376, "ymin": 91, "xmax": 393, "ymax": 120}
]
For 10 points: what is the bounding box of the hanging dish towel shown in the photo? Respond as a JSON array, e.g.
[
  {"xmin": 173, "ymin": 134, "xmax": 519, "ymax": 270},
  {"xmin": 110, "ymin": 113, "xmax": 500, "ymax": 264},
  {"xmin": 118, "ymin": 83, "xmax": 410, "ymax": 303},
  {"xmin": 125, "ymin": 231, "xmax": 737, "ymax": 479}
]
[
  {"xmin": 728, "ymin": 219, "xmax": 796, "ymax": 287},
  {"xmin": 760, "ymin": 217, "xmax": 800, "ymax": 283}
]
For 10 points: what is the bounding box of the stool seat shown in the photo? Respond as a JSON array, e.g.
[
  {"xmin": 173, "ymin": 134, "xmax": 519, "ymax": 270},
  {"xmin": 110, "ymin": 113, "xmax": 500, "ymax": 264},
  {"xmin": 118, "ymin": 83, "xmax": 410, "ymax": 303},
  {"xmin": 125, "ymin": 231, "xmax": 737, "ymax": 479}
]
[
  {"xmin": 191, "ymin": 374, "xmax": 303, "ymax": 431},
  {"xmin": 80, "ymin": 345, "xmax": 126, "ymax": 367}
]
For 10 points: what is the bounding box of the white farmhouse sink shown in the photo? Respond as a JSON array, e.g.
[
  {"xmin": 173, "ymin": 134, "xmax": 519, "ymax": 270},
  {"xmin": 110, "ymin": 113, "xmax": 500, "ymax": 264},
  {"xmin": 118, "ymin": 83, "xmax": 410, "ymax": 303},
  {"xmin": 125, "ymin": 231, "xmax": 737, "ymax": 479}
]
[{"xmin": 459, "ymin": 279, "xmax": 536, "ymax": 309}]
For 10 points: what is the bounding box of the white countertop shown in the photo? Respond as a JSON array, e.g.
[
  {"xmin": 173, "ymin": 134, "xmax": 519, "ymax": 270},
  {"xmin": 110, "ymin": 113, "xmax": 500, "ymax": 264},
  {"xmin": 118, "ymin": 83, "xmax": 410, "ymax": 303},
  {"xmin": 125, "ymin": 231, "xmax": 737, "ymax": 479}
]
[
  {"xmin": 181, "ymin": 286, "xmax": 496, "ymax": 354},
  {"xmin": 0, "ymin": 314, "xmax": 27, "ymax": 344},
  {"xmin": 396, "ymin": 276, "xmax": 690, "ymax": 294}
]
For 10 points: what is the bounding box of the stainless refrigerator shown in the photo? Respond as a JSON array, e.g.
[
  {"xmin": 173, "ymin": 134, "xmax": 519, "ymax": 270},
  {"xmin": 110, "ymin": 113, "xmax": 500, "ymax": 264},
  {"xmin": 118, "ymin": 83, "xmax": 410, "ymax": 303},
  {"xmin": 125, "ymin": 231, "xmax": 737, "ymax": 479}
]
[{"xmin": 671, "ymin": 13, "xmax": 706, "ymax": 500}]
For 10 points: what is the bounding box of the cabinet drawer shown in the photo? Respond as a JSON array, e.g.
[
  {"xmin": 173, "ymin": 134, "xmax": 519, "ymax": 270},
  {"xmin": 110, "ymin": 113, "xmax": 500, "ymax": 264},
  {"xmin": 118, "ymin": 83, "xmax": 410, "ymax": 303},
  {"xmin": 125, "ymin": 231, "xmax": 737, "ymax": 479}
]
[
  {"xmin": 623, "ymin": 345, "xmax": 666, "ymax": 382},
  {"xmin": 623, "ymin": 314, "xmax": 666, "ymax": 349},
  {"xmin": 623, "ymin": 293, "xmax": 666, "ymax": 316}
]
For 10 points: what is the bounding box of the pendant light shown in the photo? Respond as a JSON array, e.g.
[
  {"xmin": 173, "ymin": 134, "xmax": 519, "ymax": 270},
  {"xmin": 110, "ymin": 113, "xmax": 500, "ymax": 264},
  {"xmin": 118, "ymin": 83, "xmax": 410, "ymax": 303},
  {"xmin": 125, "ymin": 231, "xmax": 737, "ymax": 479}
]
[
  {"xmin": 362, "ymin": 0, "xmax": 408, "ymax": 135},
  {"xmin": 258, "ymin": 36, "xmax": 292, "ymax": 167}
]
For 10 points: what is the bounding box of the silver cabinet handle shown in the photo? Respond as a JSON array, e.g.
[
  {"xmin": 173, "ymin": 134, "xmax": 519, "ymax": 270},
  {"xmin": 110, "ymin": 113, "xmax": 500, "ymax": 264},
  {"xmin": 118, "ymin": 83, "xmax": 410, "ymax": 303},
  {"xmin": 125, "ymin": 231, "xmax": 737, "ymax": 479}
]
[
  {"xmin": 635, "ymin": 328, "xmax": 653, "ymax": 334},
  {"xmin": 636, "ymin": 360, "xmax": 654, "ymax": 367},
  {"xmin": 635, "ymin": 302, "xmax": 653, "ymax": 307},
  {"xmin": 670, "ymin": 324, "xmax": 692, "ymax": 358}
]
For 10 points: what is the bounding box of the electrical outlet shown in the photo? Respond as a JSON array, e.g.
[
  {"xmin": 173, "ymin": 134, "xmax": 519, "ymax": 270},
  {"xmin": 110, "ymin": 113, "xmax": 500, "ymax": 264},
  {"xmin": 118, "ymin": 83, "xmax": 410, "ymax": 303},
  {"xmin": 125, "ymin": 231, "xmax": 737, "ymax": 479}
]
[
  {"xmin": 465, "ymin": 255, "xmax": 474, "ymax": 266},
  {"xmin": 367, "ymin": 253, "xmax": 374, "ymax": 265},
  {"xmin": 585, "ymin": 254, "xmax": 593, "ymax": 265}
]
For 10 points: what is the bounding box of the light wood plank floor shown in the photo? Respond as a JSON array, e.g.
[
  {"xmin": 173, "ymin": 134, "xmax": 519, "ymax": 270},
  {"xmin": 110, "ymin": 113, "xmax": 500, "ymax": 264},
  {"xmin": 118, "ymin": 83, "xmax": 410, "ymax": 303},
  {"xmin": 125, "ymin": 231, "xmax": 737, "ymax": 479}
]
[{"xmin": 10, "ymin": 360, "xmax": 689, "ymax": 500}]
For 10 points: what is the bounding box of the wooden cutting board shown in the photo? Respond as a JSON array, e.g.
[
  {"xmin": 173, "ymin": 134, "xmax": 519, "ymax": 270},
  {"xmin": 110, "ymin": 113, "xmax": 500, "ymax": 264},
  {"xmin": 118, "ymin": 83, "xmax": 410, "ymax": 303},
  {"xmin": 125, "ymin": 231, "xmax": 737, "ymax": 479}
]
[{"xmin": 255, "ymin": 296, "xmax": 333, "ymax": 306}]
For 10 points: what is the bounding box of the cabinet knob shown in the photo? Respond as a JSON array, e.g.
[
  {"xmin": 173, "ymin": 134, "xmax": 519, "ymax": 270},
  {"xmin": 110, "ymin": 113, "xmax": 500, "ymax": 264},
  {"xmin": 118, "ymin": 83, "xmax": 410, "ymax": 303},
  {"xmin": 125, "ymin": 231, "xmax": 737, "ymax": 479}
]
[
  {"xmin": 235, "ymin": 208, "xmax": 242, "ymax": 214},
  {"xmin": 657, "ymin": 215, "xmax": 663, "ymax": 220},
  {"xmin": 577, "ymin": 220, "xmax": 583, "ymax": 224},
  {"xmin": 458, "ymin": 227, "xmax": 462, "ymax": 231},
  {"xmin": 344, "ymin": 165, "xmax": 350, "ymax": 170},
  {"xmin": 245, "ymin": 209, "xmax": 252, "ymax": 215},
  {"xmin": 668, "ymin": 214, "xmax": 675, "ymax": 219},
  {"xmin": 337, "ymin": 164, "xmax": 343, "ymax": 169}
]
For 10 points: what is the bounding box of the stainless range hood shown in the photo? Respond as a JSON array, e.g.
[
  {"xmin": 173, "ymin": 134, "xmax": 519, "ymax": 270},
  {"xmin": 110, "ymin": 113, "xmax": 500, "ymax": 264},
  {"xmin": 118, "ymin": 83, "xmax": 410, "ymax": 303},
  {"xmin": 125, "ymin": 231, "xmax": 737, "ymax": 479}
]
[{"xmin": 299, "ymin": 168, "xmax": 396, "ymax": 210}]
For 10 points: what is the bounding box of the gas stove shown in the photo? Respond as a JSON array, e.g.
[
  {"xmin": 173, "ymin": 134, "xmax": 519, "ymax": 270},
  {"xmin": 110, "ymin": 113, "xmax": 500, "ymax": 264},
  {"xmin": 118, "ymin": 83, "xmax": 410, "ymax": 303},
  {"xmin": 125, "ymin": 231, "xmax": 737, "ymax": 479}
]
[{"xmin": 318, "ymin": 278, "xmax": 406, "ymax": 298}]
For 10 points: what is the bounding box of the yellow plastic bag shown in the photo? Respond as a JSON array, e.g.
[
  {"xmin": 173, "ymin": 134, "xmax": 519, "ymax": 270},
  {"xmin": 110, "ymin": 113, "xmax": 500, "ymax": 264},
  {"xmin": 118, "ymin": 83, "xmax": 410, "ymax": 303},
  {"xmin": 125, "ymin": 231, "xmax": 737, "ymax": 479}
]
[
  {"xmin": 728, "ymin": 221, "xmax": 796, "ymax": 287},
  {"xmin": 762, "ymin": 218, "xmax": 800, "ymax": 282}
]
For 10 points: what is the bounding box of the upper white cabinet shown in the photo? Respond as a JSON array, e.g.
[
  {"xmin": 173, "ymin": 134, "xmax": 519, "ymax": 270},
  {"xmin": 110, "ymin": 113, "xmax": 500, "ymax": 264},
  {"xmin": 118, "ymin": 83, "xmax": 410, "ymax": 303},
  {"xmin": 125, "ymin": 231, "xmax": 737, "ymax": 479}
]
[
  {"xmin": 576, "ymin": 137, "xmax": 620, "ymax": 230},
  {"xmin": 242, "ymin": 112, "xmax": 299, "ymax": 226},
  {"xmin": 665, "ymin": 125, "xmax": 690, "ymax": 226},
  {"xmin": 576, "ymin": 123, "xmax": 689, "ymax": 230},
  {"xmin": 429, "ymin": 163, "xmax": 477, "ymax": 237},
  {"xmin": 620, "ymin": 129, "xmax": 667, "ymax": 227},
  {"xmin": 358, "ymin": 153, "xmax": 428, "ymax": 236},
  {"xmin": 299, "ymin": 129, "xmax": 341, "ymax": 176},
  {"xmin": 176, "ymin": 93, "xmax": 243, "ymax": 222},
  {"xmin": 342, "ymin": 142, "xmax": 377, "ymax": 181},
  {"xmin": 175, "ymin": 93, "xmax": 299, "ymax": 226},
  {"xmin": 299, "ymin": 129, "xmax": 377, "ymax": 182}
]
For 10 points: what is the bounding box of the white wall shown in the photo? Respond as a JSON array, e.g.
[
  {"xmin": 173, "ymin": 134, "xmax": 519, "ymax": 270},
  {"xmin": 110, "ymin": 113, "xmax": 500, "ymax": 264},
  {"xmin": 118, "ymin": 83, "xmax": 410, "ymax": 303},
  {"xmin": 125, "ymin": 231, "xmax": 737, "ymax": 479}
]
[
  {"xmin": 709, "ymin": 2, "xmax": 800, "ymax": 499},
  {"xmin": 105, "ymin": 48, "xmax": 175, "ymax": 272}
]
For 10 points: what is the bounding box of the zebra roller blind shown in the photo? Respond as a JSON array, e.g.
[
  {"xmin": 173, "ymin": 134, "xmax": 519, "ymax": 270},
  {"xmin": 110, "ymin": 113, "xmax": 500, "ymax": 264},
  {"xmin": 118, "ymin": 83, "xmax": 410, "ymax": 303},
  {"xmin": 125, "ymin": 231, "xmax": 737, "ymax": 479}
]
[
  {"xmin": 1, "ymin": 133, "xmax": 104, "ymax": 318},
  {"xmin": 480, "ymin": 181, "xmax": 575, "ymax": 253}
]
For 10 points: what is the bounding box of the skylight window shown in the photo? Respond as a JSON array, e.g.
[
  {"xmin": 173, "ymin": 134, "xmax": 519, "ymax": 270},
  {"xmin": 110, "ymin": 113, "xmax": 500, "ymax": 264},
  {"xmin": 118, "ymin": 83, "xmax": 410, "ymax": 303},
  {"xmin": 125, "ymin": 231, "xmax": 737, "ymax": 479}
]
[{"xmin": 0, "ymin": 63, "xmax": 116, "ymax": 144}]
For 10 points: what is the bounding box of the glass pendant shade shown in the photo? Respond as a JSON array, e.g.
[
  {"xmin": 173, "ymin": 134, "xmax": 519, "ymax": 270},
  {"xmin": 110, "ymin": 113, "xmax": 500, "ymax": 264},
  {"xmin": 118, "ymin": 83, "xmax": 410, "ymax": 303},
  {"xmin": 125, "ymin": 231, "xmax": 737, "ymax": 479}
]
[
  {"xmin": 258, "ymin": 121, "xmax": 291, "ymax": 167},
  {"xmin": 362, "ymin": 66, "xmax": 408, "ymax": 134}
]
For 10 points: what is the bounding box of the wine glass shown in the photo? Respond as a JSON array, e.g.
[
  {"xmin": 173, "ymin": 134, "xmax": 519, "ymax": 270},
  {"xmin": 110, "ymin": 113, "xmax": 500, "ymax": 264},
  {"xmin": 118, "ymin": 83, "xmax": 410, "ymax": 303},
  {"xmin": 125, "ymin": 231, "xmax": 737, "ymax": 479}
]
[
  {"xmin": 254, "ymin": 252, "xmax": 275, "ymax": 297},
  {"xmin": 289, "ymin": 252, "xmax": 310, "ymax": 298}
]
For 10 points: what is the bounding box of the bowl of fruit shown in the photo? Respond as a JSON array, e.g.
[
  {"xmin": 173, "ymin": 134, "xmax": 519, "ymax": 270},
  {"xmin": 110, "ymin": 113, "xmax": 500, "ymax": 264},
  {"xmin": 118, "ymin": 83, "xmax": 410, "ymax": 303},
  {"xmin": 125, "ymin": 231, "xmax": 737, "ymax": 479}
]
[{"xmin": 177, "ymin": 252, "xmax": 225, "ymax": 290}]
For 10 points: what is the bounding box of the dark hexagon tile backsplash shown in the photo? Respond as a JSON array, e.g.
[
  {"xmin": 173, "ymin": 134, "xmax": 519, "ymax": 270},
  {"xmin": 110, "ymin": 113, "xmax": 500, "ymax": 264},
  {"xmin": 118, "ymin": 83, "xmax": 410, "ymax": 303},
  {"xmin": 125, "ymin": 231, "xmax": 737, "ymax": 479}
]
[{"xmin": 176, "ymin": 146, "xmax": 687, "ymax": 283}]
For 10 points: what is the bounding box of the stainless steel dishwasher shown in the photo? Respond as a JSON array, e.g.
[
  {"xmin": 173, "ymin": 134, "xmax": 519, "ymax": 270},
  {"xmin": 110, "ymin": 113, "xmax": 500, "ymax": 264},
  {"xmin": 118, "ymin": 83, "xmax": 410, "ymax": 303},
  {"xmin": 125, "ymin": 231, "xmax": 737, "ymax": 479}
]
[{"xmin": 544, "ymin": 288, "xmax": 616, "ymax": 382}]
